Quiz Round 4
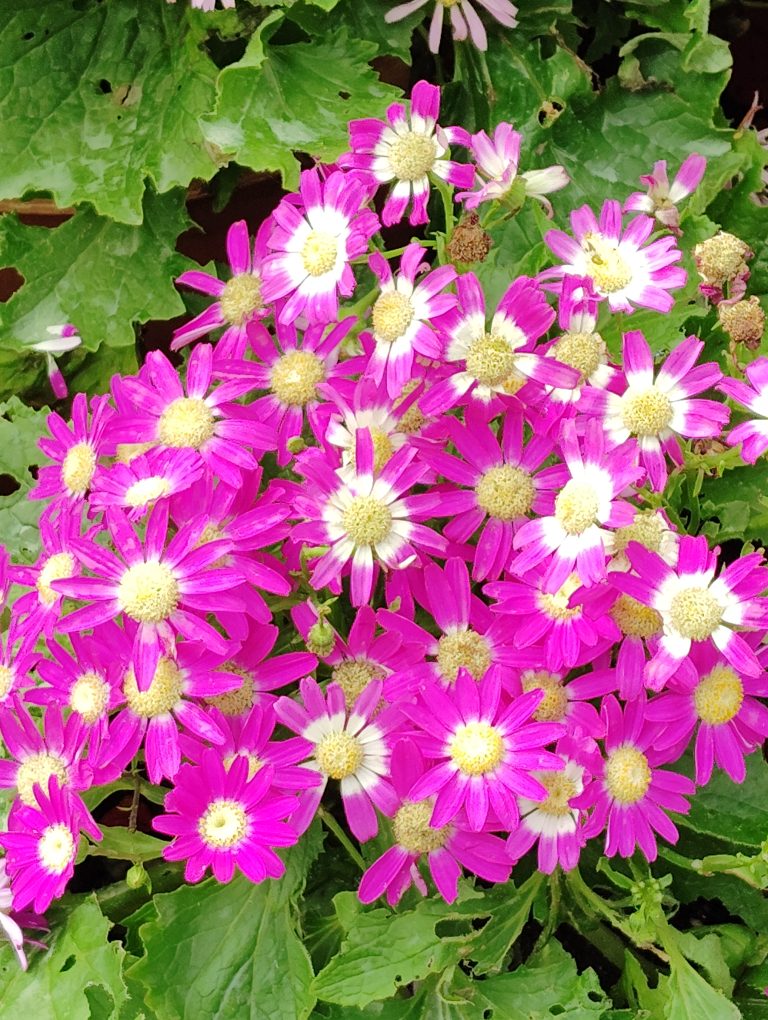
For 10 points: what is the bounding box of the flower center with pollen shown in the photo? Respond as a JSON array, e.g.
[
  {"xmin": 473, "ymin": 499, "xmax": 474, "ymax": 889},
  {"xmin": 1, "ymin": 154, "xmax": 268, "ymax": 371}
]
[
  {"xmin": 538, "ymin": 574, "xmax": 582, "ymax": 621},
  {"xmin": 604, "ymin": 745, "xmax": 652, "ymax": 805},
  {"xmin": 555, "ymin": 479, "xmax": 600, "ymax": 535},
  {"xmin": 301, "ymin": 231, "xmax": 338, "ymax": 277},
  {"xmin": 198, "ymin": 798, "xmax": 248, "ymax": 849},
  {"xmin": 694, "ymin": 665, "xmax": 744, "ymax": 725},
  {"xmin": 118, "ymin": 561, "xmax": 179, "ymax": 624},
  {"xmin": 69, "ymin": 671, "xmax": 110, "ymax": 724},
  {"xmin": 349, "ymin": 427, "xmax": 395, "ymax": 474},
  {"xmin": 436, "ymin": 629, "xmax": 492, "ymax": 683},
  {"xmin": 537, "ymin": 772, "xmax": 578, "ymax": 817},
  {"xmin": 158, "ymin": 397, "xmax": 215, "ymax": 449},
  {"xmin": 521, "ymin": 670, "xmax": 569, "ymax": 722},
  {"xmin": 342, "ymin": 495, "xmax": 392, "ymax": 546},
  {"xmin": 551, "ymin": 331, "xmax": 604, "ymax": 383},
  {"xmin": 124, "ymin": 476, "xmax": 172, "ymax": 509},
  {"xmin": 16, "ymin": 752, "xmax": 69, "ymax": 807},
  {"xmin": 332, "ymin": 659, "xmax": 384, "ymax": 706},
  {"xmin": 123, "ymin": 657, "xmax": 183, "ymax": 718},
  {"xmin": 449, "ymin": 721, "xmax": 504, "ymax": 776},
  {"xmin": 61, "ymin": 442, "xmax": 96, "ymax": 496},
  {"xmin": 0, "ymin": 664, "xmax": 14, "ymax": 700},
  {"xmin": 206, "ymin": 665, "xmax": 256, "ymax": 717},
  {"xmin": 315, "ymin": 732, "xmax": 364, "ymax": 779},
  {"xmin": 220, "ymin": 273, "xmax": 263, "ymax": 326},
  {"xmin": 388, "ymin": 131, "xmax": 437, "ymax": 181},
  {"xmin": 36, "ymin": 552, "xmax": 76, "ymax": 607},
  {"xmin": 612, "ymin": 512, "xmax": 666, "ymax": 556},
  {"xmin": 393, "ymin": 800, "xmax": 448, "ymax": 853},
  {"xmin": 38, "ymin": 824, "xmax": 75, "ymax": 874},
  {"xmin": 582, "ymin": 232, "xmax": 632, "ymax": 293},
  {"xmin": 475, "ymin": 464, "xmax": 535, "ymax": 521},
  {"xmin": 620, "ymin": 387, "xmax": 674, "ymax": 437},
  {"xmin": 464, "ymin": 333, "xmax": 518, "ymax": 388},
  {"xmin": 611, "ymin": 595, "xmax": 662, "ymax": 639},
  {"xmin": 372, "ymin": 291, "xmax": 415, "ymax": 343},
  {"xmin": 270, "ymin": 350, "xmax": 326, "ymax": 407},
  {"xmin": 668, "ymin": 586, "xmax": 722, "ymax": 641}
]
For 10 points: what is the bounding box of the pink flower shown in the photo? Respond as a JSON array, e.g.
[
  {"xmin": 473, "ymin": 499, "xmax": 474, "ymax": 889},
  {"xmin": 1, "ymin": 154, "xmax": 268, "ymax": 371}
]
[
  {"xmin": 720, "ymin": 357, "xmax": 768, "ymax": 463},
  {"xmin": 90, "ymin": 447, "xmax": 204, "ymax": 520},
  {"xmin": 385, "ymin": 0, "xmax": 518, "ymax": 53},
  {"xmin": 11, "ymin": 509, "xmax": 83, "ymax": 642},
  {"xmin": 624, "ymin": 155, "xmax": 706, "ymax": 233},
  {"xmin": 29, "ymin": 324, "xmax": 82, "ymax": 402}
]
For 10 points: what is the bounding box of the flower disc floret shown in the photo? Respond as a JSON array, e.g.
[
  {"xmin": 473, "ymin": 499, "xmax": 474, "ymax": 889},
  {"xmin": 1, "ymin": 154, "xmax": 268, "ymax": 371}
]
[
  {"xmin": 61, "ymin": 442, "xmax": 96, "ymax": 495},
  {"xmin": 117, "ymin": 561, "xmax": 179, "ymax": 624},
  {"xmin": 301, "ymin": 232, "xmax": 338, "ymax": 276},
  {"xmin": 551, "ymin": 331, "xmax": 603, "ymax": 382},
  {"xmin": 315, "ymin": 731, "xmax": 365, "ymax": 779},
  {"xmin": 0, "ymin": 666, "xmax": 12, "ymax": 699},
  {"xmin": 669, "ymin": 587, "xmax": 722, "ymax": 641},
  {"xmin": 123, "ymin": 658, "xmax": 183, "ymax": 718},
  {"xmin": 611, "ymin": 595, "xmax": 662, "ymax": 638},
  {"xmin": 554, "ymin": 480, "xmax": 599, "ymax": 535},
  {"xmin": 388, "ymin": 132, "xmax": 437, "ymax": 180},
  {"xmin": 521, "ymin": 671, "xmax": 568, "ymax": 722},
  {"xmin": 694, "ymin": 665, "xmax": 744, "ymax": 725},
  {"xmin": 270, "ymin": 350, "xmax": 326, "ymax": 407},
  {"xmin": 372, "ymin": 291, "xmax": 415, "ymax": 343},
  {"xmin": 69, "ymin": 671, "xmax": 110, "ymax": 724},
  {"xmin": 158, "ymin": 397, "xmax": 215, "ymax": 449},
  {"xmin": 449, "ymin": 721, "xmax": 504, "ymax": 776},
  {"xmin": 436, "ymin": 630, "xmax": 492, "ymax": 683},
  {"xmin": 17, "ymin": 753, "xmax": 69, "ymax": 807},
  {"xmin": 464, "ymin": 333, "xmax": 517, "ymax": 388},
  {"xmin": 198, "ymin": 799, "xmax": 248, "ymax": 849},
  {"xmin": 620, "ymin": 388, "xmax": 674, "ymax": 437},
  {"xmin": 331, "ymin": 660, "xmax": 384, "ymax": 705},
  {"xmin": 475, "ymin": 464, "xmax": 535, "ymax": 521},
  {"xmin": 537, "ymin": 772, "xmax": 578, "ymax": 816},
  {"xmin": 37, "ymin": 552, "xmax": 76, "ymax": 607},
  {"xmin": 342, "ymin": 495, "xmax": 392, "ymax": 546},
  {"xmin": 604, "ymin": 745, "xmax": 652, "ymax": 805},
  {"xmin": 538, "ymin": 575, "xmax": 583, "ymax": 621},
  {"xmin": 206, "ymin": 666, "xmax": 255, "ymax": 717},
  {"xmin": 583, "ymin": 233, "xmax": 632, "ymax": 293},
  {"xmin": 219, "ymin": 273, "xmax": 263, "ymax": 326},
  {"xmin": 124, "ymin": 476, "xmax": 172, "ymax": 508},
  {"xmin": 350, "ymin": 428, "xmax": 394, "ymax": 474},
  {"xmin": 613, "ymin": 513, "xmax": 666, "ymax": 555},
  {"xmin": 393, "ymin": 800, "xmax": 448, "ymax": 853},
  {"xmin": 38, "ymin": 824, "xmax": 75, "ymax": 874}
]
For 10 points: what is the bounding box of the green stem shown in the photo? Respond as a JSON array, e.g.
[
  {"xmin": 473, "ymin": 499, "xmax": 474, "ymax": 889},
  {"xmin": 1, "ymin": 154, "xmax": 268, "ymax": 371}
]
[
  {"xmin": 319, "ymin": 806, "xmax": 366, "ymax": 871},
  {"xmin": 435, "ymin": 178, "xmax": 456, "ymax": 241}
]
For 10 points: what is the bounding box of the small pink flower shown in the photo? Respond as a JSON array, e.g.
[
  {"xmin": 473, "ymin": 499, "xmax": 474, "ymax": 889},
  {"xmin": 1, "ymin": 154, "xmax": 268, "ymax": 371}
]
[
  {"xmin": 385, "ymin": 0, "xmax": 518, "ymax": 53},
  {"xmin": 720, "ymin": 357, "xmax": 768, "ymax": 463},
  {"xmin": 624, "ymin": 155, "xmax": 706, "ymax": 233}
]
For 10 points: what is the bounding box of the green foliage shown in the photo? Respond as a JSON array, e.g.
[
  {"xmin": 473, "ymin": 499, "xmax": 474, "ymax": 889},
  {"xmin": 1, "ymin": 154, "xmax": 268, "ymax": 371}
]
[{"xmin": 0, "ymin": 397, "xmax": 48, "ymax": 563}]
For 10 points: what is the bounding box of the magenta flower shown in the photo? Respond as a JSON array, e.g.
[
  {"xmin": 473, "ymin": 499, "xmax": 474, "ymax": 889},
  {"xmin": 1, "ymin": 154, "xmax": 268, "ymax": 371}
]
[
  {"xmin": 324, "ymin": 377, "xmax": 412, "ymax": 478},
  {"xmin": 343, "ymin": 81, "xmax": 473, "ymax": 226},
  {"xmin": 0, "ymin": 615, "xmax": 37, "ymax": 713},
  {"xmin": 543, "ymin": 200, "xmax": 687, "ymax": 313},
  {"xmin": 11, "ymin": 509, "xmax": 83, "ymax": 642},
  {"xmin": 261, "ymin": 169, "xmax": 379, "ymax": 325},
  {"xmin": 358, "ymin": 739, "xmax": 511, "ymax": 906},
  {"xmin": 502, "ymin": 668, "xmax": 608, "ymax": 740},
  {"xmin": 624, "ymin": 154, "xmax": 706, "ymax": 233},
  {"xmin": 720, "ymin": 357, "xmax": 768, "ymax": 463},
  {"xmin": 90, "ymin": 447, "xmax": 204, "ymax": 521},
  {"xmin": 402, "ymin": 670, "xmax": 565, "ymax": 831},
  {"xmin": 580, "ymin": 331, "xmax": 728, "ymax": 491},
  {"xmin": 154, "ymin": 749, "xmax": 299, "ymax": 884},
  {"xmin": 578, "ymin": 696, "xmax": 694, "ymax": 861},
  {"xmin": 172, "ymin": 220, "xmax": 270, "ymax": 360},
  {"xmin": 29, "ymin": 323, "xmax": 82, "ymax": 401},
  {"xmin": 385, "ymin": 0, "xmax": 517, "ymax": 53}
]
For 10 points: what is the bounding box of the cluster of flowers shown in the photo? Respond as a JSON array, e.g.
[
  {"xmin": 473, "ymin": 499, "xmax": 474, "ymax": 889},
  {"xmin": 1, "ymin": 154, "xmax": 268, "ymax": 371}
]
[{"xmin": 2, "ymin": 80, "xmax": 768, "ymax": 967}]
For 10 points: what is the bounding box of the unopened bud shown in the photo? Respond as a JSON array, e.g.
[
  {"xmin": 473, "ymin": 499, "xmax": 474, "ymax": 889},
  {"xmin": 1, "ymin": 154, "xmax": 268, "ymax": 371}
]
[
  {"xmin": 126, "ymin": 862, "xmax": 150, "ymax": 890},
  {"xmin": 718, "ymin": 296, "xmax": 765, "ymax": 350},
  {"xmin": 286, "ymin": 436, "xmax": 306, "ymax": 455},
  {"xmin": 694, "ymin": 231, "xmax": 752, "ymax": 288},
  {"xmin": 307, "ymin": 617, "xmax": 335, "ymax": 657},
  {"xmin": 446, "ymin": 213, "xmax": 492, "ymax": 265}
]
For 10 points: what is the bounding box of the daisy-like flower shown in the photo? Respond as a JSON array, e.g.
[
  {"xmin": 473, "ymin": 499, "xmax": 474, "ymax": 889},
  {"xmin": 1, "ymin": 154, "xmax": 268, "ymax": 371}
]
[
  {"xmin": 577, "ymin": 695, "xmax": 695, "ymax": 861},
  {"xmin": 503, "ymin": 668, "xmax": 608, "ymax": 739},
  {"xmin": 420, "ymin": 273, "xmax": 576, "ymax": 415},
  {"xmin": 31, "ymin": 393, "xmax": 113, "ymax": 510},
  {"xmin": 90, "ymin": 447, "xmax": 204, "ymax": 520},
  {"xmin": 0, "ymin": 616, "xmax": 37, "ymax": 713},
  {"xmin": 293, "ymin": 430, "xmax": 446, "ymax": 607},
  {"xmin": 580, "ymin": 331, "xmax": 728, "ymax": 491},
  {"xmin": 0, "ymin": 778, "xmax": 101, "ymax": 914},
  {"xmin": 385, "ymin": 0, "xmax": 518, "ymax": 53},
  {"xmin": 108, "ymin": 345, "xmax": 274, "ymax": 488},
  {"xmin": 624, "ymin": 154, "xmax": 706, "ymax": 233},
  {"xmin": 646, "ymin": 643, "xmax": 768, "ymax": 785},
  {"xmin": 402, "ymin": 670, "xmax": 565, "ymax": 831},
  {"xmin": 274, "ymin": 677, "xmax": 399, "ymax": 841},
  {"xmin": 719, "ymin": 357, "xmax": 768, "ymax": 463},
  {"xmin": 324, "ymin": 377, "xmax": 411, "ymax": 479},
  {"xmin": 543, "ymin": 200, "xmax": 687, "ymax": 313},
  {"xmin": 154, "ymin": 749, "xmax": 299, "ymax": 884},
  {"xmin": 512, "ymin": 420, "xmax": 642, "ymax": 593},
  {"xmin": 611, "ymin": 535, "xmax": 768, "ymax": 687},
  {"xmin": 29, "ymin": 323, "xmax": 82, "ymax": 401},
  {"xmin": 343, "ymin": 81, "xmax": 473, "ymax": 226},
  {"xmin": 11, "ymin": 509, "xmax": 83, "ymax": 642},
  {"xmin": 261, "ymin": 169, "xmax": 379, "ymax": 325},
  {"xmin": 358, "ymin": 739, "xmax": 511, "ymax": 906},
  {"xmin": 54, "ymin": 502, "xmax": 243, "ymax": 691},
  {"xmin": 457, "ymin": 123, "xmax": 568, "ymax": 214},
  {"xmin": 172, "ymin": 220, "xmax": 269, "ymax": 360},
  {"xmin": 363, "ymin": 243, "xmax": 457, "ymax": 397}
]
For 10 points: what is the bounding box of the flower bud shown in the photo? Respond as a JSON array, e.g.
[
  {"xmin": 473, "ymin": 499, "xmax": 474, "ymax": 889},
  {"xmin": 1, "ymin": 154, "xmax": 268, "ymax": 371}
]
[
  {"xmin": 446, "ymin": 213, "xmax": 492, "ymax": 265},
  {"xmin": 718, "ymin": 296, "xmax": 765, "ymax": 350},
  {"xmin": 307, "ymin": 617, "xmax": 335, "ymax": 657},
  {"xmin": 125, "ymin": 862, "xmax": 150, "ymax": 891}
]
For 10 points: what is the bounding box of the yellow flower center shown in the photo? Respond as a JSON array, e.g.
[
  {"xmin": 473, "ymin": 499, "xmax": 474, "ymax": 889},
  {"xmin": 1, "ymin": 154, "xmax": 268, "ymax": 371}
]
[
  {"xmin": 437, "ymin": 0, "xmax": 461, "ymax": 8},
  {"xmin": 342, "ymin": 495, "xmax": 392, "ymax": 546},
  {"xmin": 206, "ymin": 665, "xmax": 256, "ymax": 717},
  {"xmin": 36, "ymin": 552, "xmax": 76, "ymax": 607},
  {"xmin": 554, "ymin": 479, "xmax": 600, "ymax": 535},
  {"xmin": 219, "ymin": 273, "xmax": 263, "ymax": 326},
  {"xmin": 538, "ymin": 574, "xmax": 583, "ymax": 621},
  {"xmin": 388, "ymin": 131, "xmax": 437, "ymax": 181},
  {"xmin": 118, "ymin": 561, "xmax": 179, "ymax": 624},
  {"xmin": 158, "ymin": 397, "xmax": 215, "ymax": 449},
  {"xmin": 270, "ymin": 350, "xmax": 326, "ymax": 407},
  {"xmin": 69, "ymin": 670, "xmax": 111, "ymax": 724},
  {"xmin": 38, "ymin": 823, "xmax": 75, "ymax": 874},
  {"xmin": 61, "ymin": 441, "xmax": 96, "ymax": 496},
  {"xmin": 0, "ymin": 664, "xmax": 14, "ymax": 699},
  {"xmin": 301, "ymin": 231, "xmax": 338, "ymax": 277},
  {"xmin": 349, "ymin": 427, "xmax": 395, "ymax": 474},
  {"xmin": 610, "ymin": 594, "xmax": 662, "ymax": 639},
  {"xmin": 331, "ymin": 659, "xmax": 385, "ymax": 707},
  {"xmin": 694, "ymin": 665, "xmax": 744, "ymax": 725},
  {"xmin": 372, "ymin": 291, "xmax": 415, "ymax": 343},
  {"xmin": 536, "ymin": 772, "xmax": 578, "ymax": 817},
  {"xmin": 620, "ymin": 387, "xmax": 674, "ymax": 437},
  {"xmin": 198, "ymin": 798, "xmax": 248, "ymax": 849},
  {"xmin": 551, "ymin": 331, "xmax": 604, "ymax": 383},
  {"xmin": 604, "ymin": 745, "xmax": 652, "ymax": 805},
  {"xmin": 475, "ymin": 464, "xmax": 535, "ymax": 521},
  {"xmin": 392, "ymin": 800, "xmax": 448, "ymax": 853},
  {"xmin": 436, "ymin": 629, "xmax": 492, "ymax": 683},
  {"xmin": 521, "ymin": 670, "xmax": 569, "ymax": 722},
  {"xmin": 115, "ymin": 441, "xmax": 155, "ymax": 464},
  {"xmin": 16, "ymin": 752, "xmax": 69, "ymax": 807},
  {"xmin": 612, "ymin": 512, "xmax": 666, "ymax": 556},
  {"xmin": 449, "ymin": 721, "xmax": 504, "ymax": 776},
  {"xmin": 124, "ymin": 476, "xmax": 172, "ymax": 509},
  {"xmin": 582, "ymin": 232, "xmax": 633, "ymax": 293},
  {"xmin": 123, "ymin": 657, "xmax": 183, "ymax": 718},
  {"xmin": 668, "ymin": 586, "xmax": 722, "ymax": 641},
  {"xmin": 464, "ymin": 332, "xmax": 517, "ymax": 388},
  {"xmin": 315, "ymin": 731, "xmax": 364, "ymax": 780},
  {"xmin": 223, "ymin": 752, "xmax": 264, "ymax": 780}
]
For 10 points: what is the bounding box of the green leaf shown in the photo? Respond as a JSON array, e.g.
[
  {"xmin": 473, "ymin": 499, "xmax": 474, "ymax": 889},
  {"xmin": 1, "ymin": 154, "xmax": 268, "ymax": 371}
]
[
  {"xmin": 470, "ymin": 872, "xmax": 544, "ymax": 974},
  {"xmin": 679, "ymin": 754, "xmax": 768, "ymax": 848},
  {"xmin": 699, "ymin": 464, "xmax": 768, "ymax": 546},
  {"xmin": 0, "ymin": 396, "xmax": 48, "ymax": 564},
  {"xmin": 0, "ymin": 189, "xmax": 191, "ymax": 351},
  {"xmin": 0, "ymin": 1, "xmax": 221, "ymax": 224},
  {"xmin": 664, "ymin": 950, "xmax": 741, "ymax": 1020},
  {"xmin": 286, "ymin": 0, "xmax": 423, "ymax": 61},
  {"xmin": 0, "ymin": 895, "xmax": 127, "ymax": 1020},
  {"xmin": 204, "ymin": 28, "xmax": 400, "ymax": 190},
  {"xmin": 126, "ymin": 825, "xmax": 322, "ymax": 1020},
  {"xmin": 88, "ymin": 825, "xmax": 169, "ymax": 865}
]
